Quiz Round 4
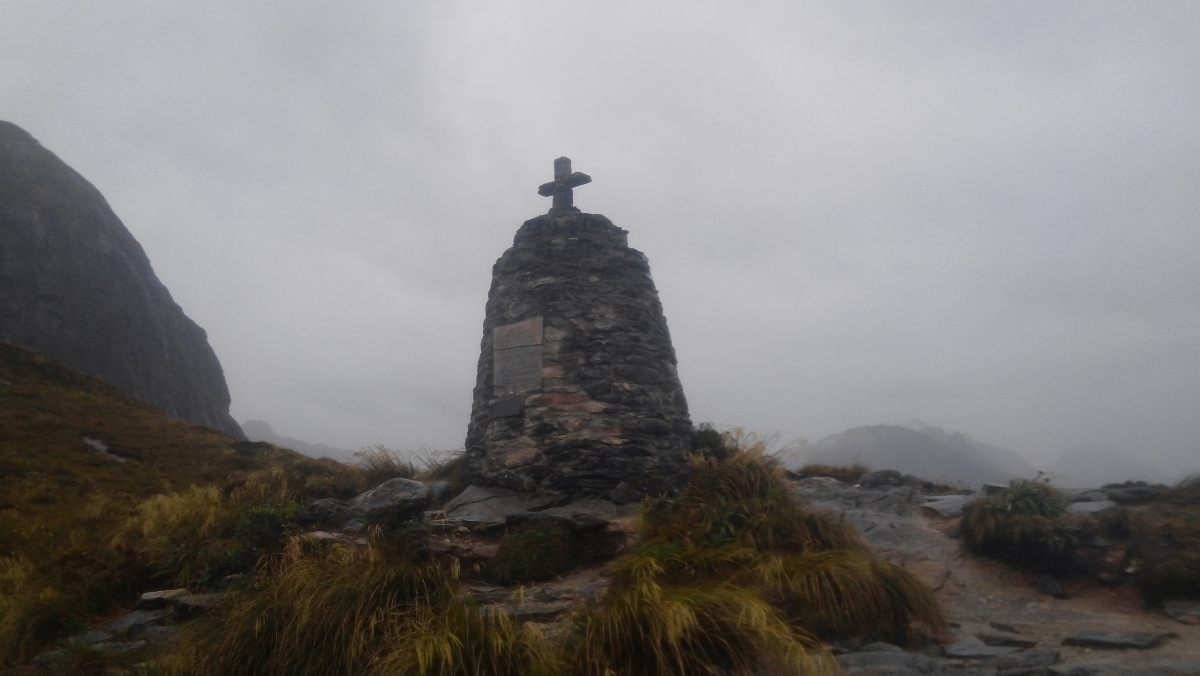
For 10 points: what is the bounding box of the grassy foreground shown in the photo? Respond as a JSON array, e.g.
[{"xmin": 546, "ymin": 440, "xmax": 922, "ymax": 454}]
[{"xmin": 1, "ymin": 343, "xmax": 947, "ymax": 674}]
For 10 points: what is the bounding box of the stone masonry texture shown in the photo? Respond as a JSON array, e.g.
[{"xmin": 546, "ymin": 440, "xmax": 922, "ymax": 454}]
[
  {"xmin": 0, "ymin": 121, "xmax": 244, "ymax": 439},
  {"xmin": 464, "ymin": 210, "xmax": 693, "ymax": 501}
]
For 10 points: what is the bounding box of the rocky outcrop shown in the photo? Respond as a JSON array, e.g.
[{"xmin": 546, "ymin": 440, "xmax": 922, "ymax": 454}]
[
  {"xmin": 0, "ymin": 121, "xmax": 243, "ymax": 438},
  {"xmin": 463, "ymin": 210, "xmax": 693, "ymax": 500}
]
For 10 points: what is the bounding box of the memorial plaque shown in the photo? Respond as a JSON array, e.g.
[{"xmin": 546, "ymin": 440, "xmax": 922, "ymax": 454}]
[
  {"xmin": 494, "ymin": 344, "xmax": 542, "ymax": 393},
  {"xmin": 494, "ymin": 316, "xmax": 543, "ymax": 350}
]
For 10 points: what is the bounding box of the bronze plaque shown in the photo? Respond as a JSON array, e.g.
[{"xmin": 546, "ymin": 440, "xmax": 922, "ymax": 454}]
[
  {"xmin": 494, "ymin": 345, "xmax": 542, "ymax": 393},
  {"xmin": 494, "ymin": 317, "xmax": 543, "ymax": 350}
]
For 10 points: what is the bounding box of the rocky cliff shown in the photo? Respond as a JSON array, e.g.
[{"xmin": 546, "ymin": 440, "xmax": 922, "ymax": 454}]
[{"xmin": 0, "ymin": 121, "xmax": 244, "ymax": 439}]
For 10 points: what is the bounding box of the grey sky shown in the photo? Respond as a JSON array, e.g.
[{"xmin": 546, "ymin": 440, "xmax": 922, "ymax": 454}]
[{"xmin": 3, "ymin": 2, "xmax": 1197, "ymax": 476}]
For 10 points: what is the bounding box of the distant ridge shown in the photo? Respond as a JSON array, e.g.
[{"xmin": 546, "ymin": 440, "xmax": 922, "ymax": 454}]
[
  {"xmin": 242, "ymin": 420, "xmax": 355, "ymax": 462},
  {"xmin": 802, "ymin": 422, "xmax": 1035, "ymax": 487}
]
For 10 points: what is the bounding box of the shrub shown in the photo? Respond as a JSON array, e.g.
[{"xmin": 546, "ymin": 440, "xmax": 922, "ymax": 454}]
[
  {"xmin": 491, "ymin": 523, "xmax": 576, "ymax": 585},
  {"xmin": 691, "ymin": 423, "xmax": 731, "ymax": 461},
  {"xmin": 1168, "ymin": 475, "xmax": 1200, "ymax": 507},
  {"xmin": 961, "ymin": 479, "xmax": 1076, "ymax": 569},
  {"xmin": 1132, "ymin": 509, "xmax": 1200, "ymax": 602}
]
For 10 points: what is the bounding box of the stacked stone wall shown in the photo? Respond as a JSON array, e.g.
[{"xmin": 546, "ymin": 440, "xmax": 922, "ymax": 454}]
[{"xmin": 464, "ymin": 211, "xmax": 692, "ymax": 501}]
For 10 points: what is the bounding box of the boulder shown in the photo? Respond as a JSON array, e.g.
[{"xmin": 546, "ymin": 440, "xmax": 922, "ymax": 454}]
[
  {"xmin": 349, "ymin": 478, "xmax": 431, "ymax": 523},
  {"xmin": 300, "ymin": 498, "xmax": 360, "ymax": 526}
]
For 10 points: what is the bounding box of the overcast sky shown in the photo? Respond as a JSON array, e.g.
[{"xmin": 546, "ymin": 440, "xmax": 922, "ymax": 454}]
[{"xmin": 3, "ymin": 2, "xmax": 1197, "ymax": 476}]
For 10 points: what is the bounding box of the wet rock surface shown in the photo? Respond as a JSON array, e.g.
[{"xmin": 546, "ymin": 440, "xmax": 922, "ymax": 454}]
[{"xmin": 791, "ymin": 475, "xmax": 1200, "ymax": 676}]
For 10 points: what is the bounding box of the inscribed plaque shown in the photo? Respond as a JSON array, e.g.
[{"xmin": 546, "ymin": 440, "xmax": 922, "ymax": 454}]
[
  {"xmin": 494, "ymin": 345, "xmax": 542, "ymax": 393},
  {"xmin": 494, "ymin": 317, "xmax": 544, "ymax": 350},
  {"xmin": 491, "ymin": 395, "xmax": 525, "ymax": 418}
]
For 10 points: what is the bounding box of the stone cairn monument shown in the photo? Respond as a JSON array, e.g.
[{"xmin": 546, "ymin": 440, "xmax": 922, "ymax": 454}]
[{"xmin": 464, "ymin": 158, "xmax": 693, "ymax": 503}]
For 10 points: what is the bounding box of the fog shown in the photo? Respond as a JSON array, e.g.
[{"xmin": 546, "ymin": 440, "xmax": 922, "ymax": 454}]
[{"xmin": 2, "ymin": 3, "xmax": 1197, "ymax": 478}]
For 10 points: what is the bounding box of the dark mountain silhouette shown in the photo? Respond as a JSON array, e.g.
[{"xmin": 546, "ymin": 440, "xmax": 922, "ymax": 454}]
[{"xmin": 0, "ymin": 121, "xmax": 243, "ymax": 438}]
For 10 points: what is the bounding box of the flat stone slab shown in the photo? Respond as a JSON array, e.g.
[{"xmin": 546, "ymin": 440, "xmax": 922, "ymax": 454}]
[
  {"xmin": 434, "ymin": 485, "xmax": 568, "ymax": 530},
  {"xmin": 922, "ymin": 494, "xmax": 975, "ymax": 518},
  {"xmin": 977, "ymin": 625, "xmax": 1040, "ymax": 648},
  {"xmin": 837, "ymin": 650, "xmax": 951, "ymax": 675},
  {"xmin": 1067, "ymin": 500, "xmax": 1118, "ymax": 514},
  {"xmin": 136, "ymin": 588, "xmax": 189, "ymax": 609},
  {"xmin": 1163, "ymin": 600, "xmax": 1200, "ymax": 624},
  {"xmin": 994, "ymin": 648, "xmax": 1059, "ymax": 672},
  {"xmin": 1061, "ymin": 631, "xmax": 1176, "ymax": 649},
  {"xmin": 103, "ymin": 609, "xmax": 168, "ymax": 635},
  {"xmin": 944, "ymin": 627, "xmax": 1023, "ymax": 658}
]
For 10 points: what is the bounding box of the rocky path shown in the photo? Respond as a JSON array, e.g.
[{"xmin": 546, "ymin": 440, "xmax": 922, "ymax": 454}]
[{"xmin": 793, "ymin": 475, "xmax": 1200, "ymax": 676}]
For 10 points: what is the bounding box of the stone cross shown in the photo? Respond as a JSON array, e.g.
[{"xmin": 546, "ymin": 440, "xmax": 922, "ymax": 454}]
[{"xmin": 537, "ymin": 157, "xmax": 591, "ymax": 213}]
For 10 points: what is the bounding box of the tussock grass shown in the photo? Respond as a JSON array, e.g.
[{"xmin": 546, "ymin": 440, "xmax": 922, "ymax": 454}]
[
  {"xmin": 570, "ymin": 558, "xmax": 835, "ymax": 676},
  {"xmin": 961, "ymin": 479, "xmax": 1076, "ymax": 569},
  {"xmin": 373, "ymin": 601, "xmax": 554, "ymax": 676},
  {"xmin": 0, "ymin": 342, "xmax": 382, "ymax": 664},
  {"xmin": 355, "ymin": 445, "xmax": 419, "ymax": 486},
  {"xmin": 571, "ymin": 444, "xmax": 945, "ymax": 674},
  {"xmin": 491, "ymin": 523, "xmax": 576, "ymax": 585},
  {"xmin": 165, "ymin": 537, "xmax": 458, "ymax": 676}
]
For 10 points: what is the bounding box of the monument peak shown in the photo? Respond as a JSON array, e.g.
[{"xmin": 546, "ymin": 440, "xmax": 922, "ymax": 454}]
[
  {"xmin": 464, "ymin": 175, "xmax": 693, "ymax": 502},
  {"xmin": 536, "ymin": 156, "xmax": 591, "ymax": 214}
]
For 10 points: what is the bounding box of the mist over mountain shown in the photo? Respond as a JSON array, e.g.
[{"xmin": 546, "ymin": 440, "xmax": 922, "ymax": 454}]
[
  {"xmin": 1054, "ymin": 444, "xmax": 1173, "ymax": 488},
  {"xmin": 800, "ymin": 422, "xmax": 1037, "ymax": 488},
  {"xmin": 241, "ymin": 419, "xmax": 356, "ymax": 462}
]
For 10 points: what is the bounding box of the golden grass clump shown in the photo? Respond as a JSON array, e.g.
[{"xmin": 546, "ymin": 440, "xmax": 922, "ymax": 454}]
[
  {"xmin": 571, "ymin": 444, "xmax": 945, "ymax": 674},
  {"xmin": 1129, "ymin": 503, "xmax": 1200, "ymax": 602},
  {"xmin": 570, "ymin": 557, "xmax": 835, "ymax": 676},
  {"xmin": 355, "ymin": 445, "xmax": 419, "ymax": 486},
  {"xmin": 372, "ymin": 601, "xmax": 554, "ymax": 676},
  {"xmin": 165, "ymin": 537, "xmax": 458, "ymax": 676}
]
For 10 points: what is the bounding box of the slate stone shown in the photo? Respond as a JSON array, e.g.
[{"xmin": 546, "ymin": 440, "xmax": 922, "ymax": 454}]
[
  {"xmin": 836, "ymin": 650, "xmax": 949, "ymax": 675},
  {"xmin": 436, "ymin": 485, "xmax": 567, "ymax": 530},
  {"xmin": 1034, "ymin": 574, "xmax": 1069, "ymax": 599},
  {"xmin": 923, "ymin": 494, "xmax": 975, "ymax": 518},
  {"xmin": 1061, "ymin": 631, "xmax": 1176, "ymax": 649},
  {"xmin": 143, "ymin": 626, "xmax": 181, "ymax": 644},
  {"xmin": 977, "ymin": 625, "xmax": 1040, "ymax": 648},
  {"xmin": 349, "ymin": 478, "xmax": 431, "ymax": 521},
  {"xmin": 1067, "ymin": 501, "xmax": 1118, "ymax": 514},
  {"xmin": 136, "ymin": 588, "xmax": 189, "ymax": 609},
  {"xmin": 70, "ymin": 629, "xmax": 114, "ymax": 644},
  {"xmin": 103, "ymin": 609, "xmax": 168, "ymax": 636},
  {"xmin": 463, "ymin": 210, "xmax": 693, "ymax": 499},
  {"xmin": 994, "ymin": 649, "xmax": 1059, "ymax": 672},
  {"xmin": 1163, "ymin": 600, "xmax": 1200, "ymax": 624},
  {"xmin": 0, "ymin": 122, "xmax": 244, "ymax": 439},
  {"xmin": 300, "ymin": 498, "xmax": 360, "ymax": 526}
]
